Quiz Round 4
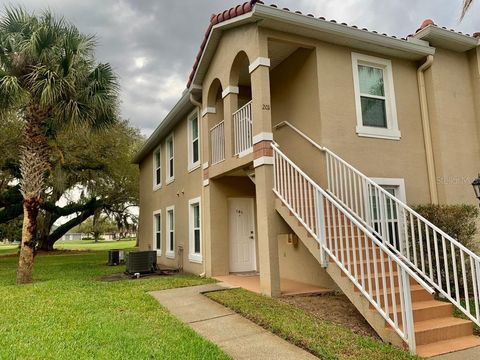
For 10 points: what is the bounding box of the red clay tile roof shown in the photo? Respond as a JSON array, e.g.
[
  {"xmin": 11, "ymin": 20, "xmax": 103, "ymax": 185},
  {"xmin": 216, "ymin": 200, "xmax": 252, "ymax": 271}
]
[
  {"xmin": 186, "ymin": 4, "xmax": 479, "ymax": 89},
  {"xmin": 414, "ymin": 18, "xmax": 479, "ymax": 38},
  {"xmin": 186, "ymin": 0, "xmax": 261, "ymax": 88}
]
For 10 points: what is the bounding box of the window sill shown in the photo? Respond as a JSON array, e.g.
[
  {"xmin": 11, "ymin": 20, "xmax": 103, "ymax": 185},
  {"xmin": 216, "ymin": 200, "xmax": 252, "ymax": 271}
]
[
  {"xmin": 153, "ymin": 184, "xmax": 162, "ymax": 192},
  {"xmin": 356, "ymin": 126, "xmax": 401, "ymax": 141},
  {"xmin": 155, "ymin": 250, "xmax": 162, "ymax": 256},
  {"xmin": 188, "ymin": 163, "xmax": 201, "ymax": 173},
  {"xmin": 165, "ymin": 177, "xmax": 175, "ymax": 185},
  {"xmin": 165, "ymin": 251, "xmax": 175, "ymax": 259},
  {"xmin": 188, "ymin": 254, "xmax": 203, "ymax": 264}
]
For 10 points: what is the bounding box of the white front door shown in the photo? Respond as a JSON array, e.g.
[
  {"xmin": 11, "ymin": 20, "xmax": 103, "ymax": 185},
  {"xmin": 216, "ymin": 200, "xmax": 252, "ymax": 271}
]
[{"xmin": 229, "ymin": 198, "xmax": 256, "ymax": 273}]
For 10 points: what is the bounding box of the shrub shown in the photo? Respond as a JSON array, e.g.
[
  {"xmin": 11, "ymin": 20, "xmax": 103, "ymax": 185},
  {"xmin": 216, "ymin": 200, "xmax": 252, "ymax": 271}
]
[
  {"xmin": 411, "ymin": 204, "xmax": 479, "ymax": 300},
  {"xmin": 413, "ymin": 204, "xmax": 479, "ymax": 252}
]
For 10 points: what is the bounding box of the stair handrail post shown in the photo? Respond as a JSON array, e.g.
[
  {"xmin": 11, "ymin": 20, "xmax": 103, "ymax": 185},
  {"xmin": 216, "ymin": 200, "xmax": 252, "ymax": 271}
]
[
  {"xmin": 315, "ymin": 189, "xmax": 327, "ymax": 267},
  {"xmin": 400, "ymin": 267, "xmax": 416, "ymax": 354}
]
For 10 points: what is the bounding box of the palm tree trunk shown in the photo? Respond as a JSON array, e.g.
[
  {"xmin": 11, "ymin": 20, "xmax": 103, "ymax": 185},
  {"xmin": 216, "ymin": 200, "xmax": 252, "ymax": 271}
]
[
  {"xmin": 16, "ymin": 103, "xmax": 50, "ymax": 284},
  {"xmin": 17, "ymin": 197, "xmax": 40, "ymax": 283}
]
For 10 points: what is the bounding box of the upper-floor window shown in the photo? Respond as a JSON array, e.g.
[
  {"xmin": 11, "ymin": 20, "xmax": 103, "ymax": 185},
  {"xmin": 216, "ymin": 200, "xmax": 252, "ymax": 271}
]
[
  {"xmin": 352, "ymin": 53, "xmax": 400, "ymax": 140},
  {"xmin": 153, "ymin": 210, "xmax": 161, "ymax": 255},
  {"xmin": 166, "ymin": 133, "xmax": 174, "ymax": 184},
  {"xmin": 153, "ymin": 147, "xmax": 161, "ymax": 190},
  {"xmin": 188, "ymin": 111, "xmax": 200, "ymax": 171}
]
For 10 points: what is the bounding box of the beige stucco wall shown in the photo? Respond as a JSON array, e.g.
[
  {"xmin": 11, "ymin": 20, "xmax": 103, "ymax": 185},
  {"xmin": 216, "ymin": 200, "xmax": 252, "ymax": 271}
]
[
  {"xmin": 278, "ymin": 234, "xmax": 337, "ymax": 289},
  {"xmin": 268, "ymin": 29, "xmax": 431, "ymax": 206},
  {"xmin": 137, "ymin": 20, "xmax": 480, "ymax": 289},
  {"xmin": 206, "ymin": 176, "xmax": 256, "ymax": 276},
  {"xmin": 425, "ymin": 48, "xmax": 480, "ymax": 206},
  {"xmin": 138, "ymin": 108, "xmax": 203, "ymax": 275}
]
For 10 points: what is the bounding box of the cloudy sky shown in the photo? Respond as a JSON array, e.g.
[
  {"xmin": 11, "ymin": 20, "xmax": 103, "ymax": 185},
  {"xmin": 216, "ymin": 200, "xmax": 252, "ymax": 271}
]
[{"xmin": 2, "ymin": 0, "xmax": 479, "ymax": 137}]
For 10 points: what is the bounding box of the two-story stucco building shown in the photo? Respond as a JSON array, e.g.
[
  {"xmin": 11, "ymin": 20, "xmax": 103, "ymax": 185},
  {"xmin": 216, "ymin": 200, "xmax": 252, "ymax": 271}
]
[{"xmin": 133, "ymin": 1, "xmax": 480, "ymax": 357}]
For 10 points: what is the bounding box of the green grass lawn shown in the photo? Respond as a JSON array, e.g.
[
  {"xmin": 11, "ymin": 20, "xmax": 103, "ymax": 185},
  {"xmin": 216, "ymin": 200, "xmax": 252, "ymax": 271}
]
[
  {"xmin": 0, "ymin": 244, "xmax": 18, "ymax": 255},
  {"xmin": 0, "ymin": 245, "xmax": 230, "ymax": 360},
  {"xmin": 0, "ymin": 239, "xmax": 136, "ymax": 256},
  {"xmin": 55, "ymin": 238, "xmax": 137, "ymax": 251},
  {"xmin": 207, "ymin": 288, "xmax": 419, "ymax": 360}
]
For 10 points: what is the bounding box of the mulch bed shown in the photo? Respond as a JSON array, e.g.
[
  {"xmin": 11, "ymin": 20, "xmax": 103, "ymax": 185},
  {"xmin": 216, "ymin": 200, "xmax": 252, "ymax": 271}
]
[{"xmin": 281, "ymin": 292, "xmax": 380, "ymax": 339}]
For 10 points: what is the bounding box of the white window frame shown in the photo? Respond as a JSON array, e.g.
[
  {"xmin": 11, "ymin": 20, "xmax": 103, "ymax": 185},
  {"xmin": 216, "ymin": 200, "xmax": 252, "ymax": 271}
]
[
  {"xmin": 365, "ymin": 177, "xmax": 406, "ymax": 250},
  {"xmin": 370, "ymin": 178, "xmax": 406, "ymax": 203},
  {"xmin": 351, "ymin": 52, "xmax": 401, "ymax": 140},
  {"xmin": 166, "ymin": 133, "xmax": 175, "ymax": 184},
  {"xmin": 165, "ymin": 205, "xmax": 175, "ymax": 259},
  {"xmin": 188, "ymin": 110, "xmax": 201, "ymax": 172},
  {"xmin": 188, "ymin": 197, "xmax": 202, "ymax": 263},
  {"xmin": 153, "ymin": 146, "xmax": 161, "ymax": 191},
  {"xmin": 153, "ymin": 210, "xmax": 161, "ymax": 255}
]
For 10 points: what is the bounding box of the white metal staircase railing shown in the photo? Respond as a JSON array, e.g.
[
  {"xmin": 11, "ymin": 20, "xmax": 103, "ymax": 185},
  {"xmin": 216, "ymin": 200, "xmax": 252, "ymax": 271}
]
[
  {"xmin": 210, "ymin": 120, "xmax": 225, "ymax": 165},
  {"xmin": 275, "ymin": 120, "xmax": 480, "ymax": 329},
  {"xmin": 233, "ymin": 100, "xmax": 253, "ymax": 156},
  {"xmin": 272, "ymin": 144, "xmax": 435, "ymax": 353}
]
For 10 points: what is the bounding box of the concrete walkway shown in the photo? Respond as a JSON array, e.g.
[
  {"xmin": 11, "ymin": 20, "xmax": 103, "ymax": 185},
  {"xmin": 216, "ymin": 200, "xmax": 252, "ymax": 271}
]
[{"xmin": 150, "ymin": 283, "xmax": 318, "ymax": 360}]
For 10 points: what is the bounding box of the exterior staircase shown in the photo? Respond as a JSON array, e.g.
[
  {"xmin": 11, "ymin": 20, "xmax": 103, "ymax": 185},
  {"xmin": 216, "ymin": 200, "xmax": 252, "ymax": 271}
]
[{"xmin": 271, "ymin": 129, "xmax": 480, "ymax": 358}]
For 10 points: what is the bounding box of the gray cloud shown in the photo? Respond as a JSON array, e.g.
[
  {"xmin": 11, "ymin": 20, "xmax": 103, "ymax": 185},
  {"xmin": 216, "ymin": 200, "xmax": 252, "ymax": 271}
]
[{"xmin": 2, "ymin": 0, "xmax": 479, "ymax": 136}]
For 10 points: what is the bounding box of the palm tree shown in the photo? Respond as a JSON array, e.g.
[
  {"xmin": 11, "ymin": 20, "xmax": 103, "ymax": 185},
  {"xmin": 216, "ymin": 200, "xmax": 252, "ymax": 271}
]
[
  {"xmin": 0, "ymin": 7, "xmax": 119, "ymax": 283},
  {"xmin": 461, "ymin": 0, "xmax": 473, "ymax": 20}
]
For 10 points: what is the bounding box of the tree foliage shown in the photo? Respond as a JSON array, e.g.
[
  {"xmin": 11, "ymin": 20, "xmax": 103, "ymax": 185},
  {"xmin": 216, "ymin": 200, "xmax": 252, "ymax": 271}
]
[{"xmin": 0, "ymin": 6, "xmax": 120, "ymax": 282}]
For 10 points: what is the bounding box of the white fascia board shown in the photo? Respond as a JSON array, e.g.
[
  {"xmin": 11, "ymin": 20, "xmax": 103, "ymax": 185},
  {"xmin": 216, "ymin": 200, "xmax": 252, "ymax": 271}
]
[
  {"xmin": 412, "ymin": 25, "xmax": 480, "ymax": 52},
  {"xmin": 189, "ymin": 12, "xmax": 256, "ymax": 89},
  {"xmin": 252, "ymin": 4, "xmax": 435, "ymax": 58}
]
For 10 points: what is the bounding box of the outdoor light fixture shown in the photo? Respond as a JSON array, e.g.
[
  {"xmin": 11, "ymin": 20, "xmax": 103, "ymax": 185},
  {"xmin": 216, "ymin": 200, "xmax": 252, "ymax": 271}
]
[{"xmin": 472, "ymin": 174, "xmax": 480, "ymax": 205}]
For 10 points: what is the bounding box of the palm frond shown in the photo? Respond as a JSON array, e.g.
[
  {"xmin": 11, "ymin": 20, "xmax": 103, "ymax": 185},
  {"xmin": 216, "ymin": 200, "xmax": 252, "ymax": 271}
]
[
  {"xmin": 0, "ymin": 6, "xmax": 30, "ymax": 34},
  {"xmin": 460, "ymin": 0, "xmax": 474, "ymax": 20},
  {"xmin": 0, "ymin": 73, "xmax": 27, "ymax": 109}
]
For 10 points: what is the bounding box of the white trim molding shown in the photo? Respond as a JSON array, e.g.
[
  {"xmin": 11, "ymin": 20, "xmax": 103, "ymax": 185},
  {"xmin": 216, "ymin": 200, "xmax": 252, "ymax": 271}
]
[
  {"xmin": 370, "ymin": 177, "xmax": 407, "ymax": 203},
  {"xmin": 203, "ymin": 179, "xmax": 210, "ymax": 187},
  {"xmin": 252, "ymin": 132, "xmax": 273, "ymax": 145},
  {"xmin": 152, "ymin": 145, "xmax": 162, "ymax": 191},
  {"xmin": 222, "ymin": 86, "xmax": 239, "ymax": 99},
  {"xmin": 165, "ymin": 205, "xmax": 175, "ymax": 259},
  {"xmin": 351, "ymin": 52, "xmax": 401, "ymax": 141},
  {"xmin": 249, "ymin": 57, "xmax": 270, "ymax": 73},
  {"xmin": 202, "ymin": 162, "xmax": 209, "ymax": 170},
  {"xmin": 165, "ymin": 133, "xmax": 175, "ymax": 184},
  {"xmin": 187, "ymin": 109, "xmax": 201, "ymax": 172},
  {"xmin": 152, "ymin": 209, "xmax": 162, "ymax": 256},
  {"xmin": 254, "ymin": 156, "xmax": 274, "ymax": 168},
  {"xmin": 188, "ymin": 197, "xmax": 203, "ymax": 264},
  {"xmin": 201, "ymin": 107, "xmax": 216, "ymax": 117}
]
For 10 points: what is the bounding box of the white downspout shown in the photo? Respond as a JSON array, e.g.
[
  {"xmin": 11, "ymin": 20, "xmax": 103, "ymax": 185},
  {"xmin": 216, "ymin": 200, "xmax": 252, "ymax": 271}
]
[{"xmin": 417, "ymin": 55, "xmax": 438, "ymax": 204}]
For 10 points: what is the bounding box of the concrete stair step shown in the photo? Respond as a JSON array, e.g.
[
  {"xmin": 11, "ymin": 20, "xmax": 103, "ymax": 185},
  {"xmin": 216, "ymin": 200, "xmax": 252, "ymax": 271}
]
[
  {"xmin": 367, "ymin": 284, "xmax": 433, "ymax": 303},
  {"xmin": 416, "ymin": 335, "xmax": 480, "ymax": 358},
  {"xmin": 414, "ymin": 317, "xmax": 473, "ymax": 346},
  {"xmin": 388, "ymin": 300, "xmax": 453, "ymax": 323}
]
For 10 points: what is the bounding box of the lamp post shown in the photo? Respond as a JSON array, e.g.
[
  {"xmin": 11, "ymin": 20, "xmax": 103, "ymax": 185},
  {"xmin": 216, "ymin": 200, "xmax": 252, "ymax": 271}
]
[{"xmin": 472, "ymin": 174, "xmax": 480, "ymax": 206}]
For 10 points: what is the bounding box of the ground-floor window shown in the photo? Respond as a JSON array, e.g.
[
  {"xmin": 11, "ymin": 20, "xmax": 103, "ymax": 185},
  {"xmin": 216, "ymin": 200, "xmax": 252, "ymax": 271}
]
[
  {"xmin": 166, "ymin": 206, "xmax": 175, "ymax": 258},
  {"xmin": 188, "ymin": 197, "xmax": 202, "ymax": 263},
  {"xmin": 153, "ymin": 210, "xmax": 161, "ymax": 255},
  {"xmin": 368, "ymin": 178, "xmax": 406, "ymax": 251}
]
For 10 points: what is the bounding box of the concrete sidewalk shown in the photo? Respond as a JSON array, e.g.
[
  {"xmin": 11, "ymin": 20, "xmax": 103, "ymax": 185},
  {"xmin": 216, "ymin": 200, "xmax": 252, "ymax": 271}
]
[{"xmin": 149, "ymin": 283, "xmax": 318, "ymax": 360}]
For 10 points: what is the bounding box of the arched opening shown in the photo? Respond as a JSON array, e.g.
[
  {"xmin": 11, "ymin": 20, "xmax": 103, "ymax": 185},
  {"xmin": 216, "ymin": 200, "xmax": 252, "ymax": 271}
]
[
  {"xmin": 229, "ymin": 51, "xmax": 253, "ymax": 156},
  {"xmin": 206, "ymin": 78, "xmax": 225, "ymax": 164}
]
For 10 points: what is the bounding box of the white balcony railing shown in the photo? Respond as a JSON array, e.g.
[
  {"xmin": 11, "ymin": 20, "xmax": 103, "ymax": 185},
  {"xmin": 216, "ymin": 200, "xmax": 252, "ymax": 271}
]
[
  {"xmin": 210, "ymin": 120, "xmax": 225, "ymax": 165},
  {"xmin": 233, "ymin": 100, "xmax": 253, "ymax": 156}
]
